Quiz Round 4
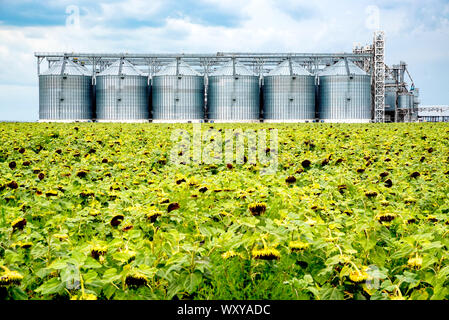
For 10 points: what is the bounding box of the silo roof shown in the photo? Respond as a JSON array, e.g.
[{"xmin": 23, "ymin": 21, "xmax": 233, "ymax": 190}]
[
  {"xmin": 211, "ymin": 60, "xmax": 255, "ymax": 76},
  {"xmin": 42, "ymin": 58, "xmax": 91, "ymax": 76},
  {"xmin": 267, "ymin": 60, "xmax": 312, "ymax": 76},
  {"xmin": 318, "ymin": 60, "xmax": 368, "ymax": 76},
  {"xmin": 155, "ymin": 60, "xmax": 201, "ymax": 76},
  {"xmin": 99, "ymin": 59, "xmax": 143, "ymax": 76}
]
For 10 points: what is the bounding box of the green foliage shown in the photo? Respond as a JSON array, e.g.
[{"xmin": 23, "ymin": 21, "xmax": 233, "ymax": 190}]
[{"xmin": 0, "ymin": 122, "xmax": 448, "ymax": 300}]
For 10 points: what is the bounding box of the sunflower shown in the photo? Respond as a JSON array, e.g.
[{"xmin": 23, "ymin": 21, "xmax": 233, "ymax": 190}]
[
  {"xmin": 404, "ymin": 197, "xmax": 417, "ymax": 204},
  {"xmin": 125, "ymin": 271, "xmax": 148, "ymax": 288},
  {"xmin": 365, "ymin": 190, "xmax": 378, "ymax": 198},
  {"xmin": 348, "ymin": 268, "xmax": 370, "ymax": 283},
  {"xmin": 89, "ymin": 209, "xmax": 101, "ymax": 217},
  {"xmin": 45, "ymin": 190, "xmax": 59, "ymax": 197},
  {"xmin": 91, "ymin": 245, "xmax": 107, "ymax": 260},
  {"xmin": 221, "ymin": 250, "xmax": 243, "ymax": 260},
  {"xmin": 407, "ymin": 256, "xmax": 422, "ymax": 269},
  {"xmin": 285, "ymin": 176, "xmax": 297, "ymax": 184},
  {"xmin": 19, "ymin": 242, "xmax": 33, "ymax": 249},
  {"xmin": 376, "ymin": 212, "xmax": 397, "ymax": 224},
  {"xmin": 122, "ymin": 223, "xmax": 134, "ymax": 232},
  {"xmin": 11, "ymin": 217, "xmax": 27, "ymax": 231},
  {"xmin": 248, "ymin": 203, "xmax": 267, "ymax": 216},
  {"xmin": 53, "ymin": 234, "xmax": 68, "ymax": 241},
  {"xmin": 147, "ymin": 210, "xmax": 162, "ymax": 223},
  {"xmin": 71, "ymin": 293, "xmax": 98, "ymax": 300},
  {"xmin": 252, "ymin": 247, "xmax": 280, "ymax": 261},
  {"xmin": 289, "ymin": 241, "xmax": 309, "ymax": 252},
  {"xmin": 0, "ymin": 268, "xmax": 23, "ymax": 286},
  {"xmin": 110, "ymin": 214, "xmax": 125, "ymax": 227}
]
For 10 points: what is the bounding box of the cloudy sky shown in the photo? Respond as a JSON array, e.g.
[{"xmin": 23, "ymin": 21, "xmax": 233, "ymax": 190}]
[{"xmin": 0, "ymin": 0, "xmax": 448, "ymax": 121}]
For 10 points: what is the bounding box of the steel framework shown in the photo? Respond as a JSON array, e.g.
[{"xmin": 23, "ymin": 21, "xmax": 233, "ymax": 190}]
[
  {"xmin": 373, "ymin": 31, "xmax": 386, "ymax": 123},
  {"xmin": 35, "ymin": 32, "xmax": 391, "ymax": 121},
  {"xmin": 35, "ymin": 52, "xmax": 372, "ymax": 77}
]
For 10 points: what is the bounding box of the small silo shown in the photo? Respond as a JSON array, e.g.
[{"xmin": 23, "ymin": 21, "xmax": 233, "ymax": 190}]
[
  {"xmin": 39, "ymin": 58, "xmax": 93, "ymax": 122},
  {"xmin": 207, "ymin": 59, "xmax": 260, "ymax": 122},
  {"xmin": 263, "ymin": 59, "xmax": 315, "ymax": 122},
  {"xmin": 318, "ymin": 59, "xmax": 372, "ymax": 123},
  {"xmin": 96, "ymin": 59, "xmax": 149, "ymax": 122},
  {"xmin": 398, "ymin": 93, "xmax": 411, "ymax": 109},
  {"xmin": 152, "ymin": 60, "xmax": 204, "ymax": 122}
]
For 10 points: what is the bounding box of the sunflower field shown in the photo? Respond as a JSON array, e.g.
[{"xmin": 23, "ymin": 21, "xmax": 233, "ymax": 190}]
[{"xmin": 0, "ymin": 122, "xmax": 449, "ymax": 300}]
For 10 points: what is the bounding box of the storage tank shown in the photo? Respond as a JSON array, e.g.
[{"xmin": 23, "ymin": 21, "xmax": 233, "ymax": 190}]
[
  {"xmin": 39, "ymin": 58, "xmax": 93, "ymax": 122},
  {"xmin": 384, "ymin": 79, "xmax": 397, "ymax": 112},
  {"xmin": 207, "ymin": 59, "xmax": 260, "ymax": 122},
  {"xmin": 398, "ymin": 93, "xmax": 411, "ymax": 109},
  {"xmin": 152, "ymin": 60, "xmax": 204, "ymax": 123},
  {"xmin": 318, "ymin": 59, "xmax": 371, "ymax": 123},
  {"xmin": 263, "ymin": 60, "xmax": 315, "ymax": 122},
  {"xmin": 96, "ymin": 59, "xmax": 149, "ymax": 122}
]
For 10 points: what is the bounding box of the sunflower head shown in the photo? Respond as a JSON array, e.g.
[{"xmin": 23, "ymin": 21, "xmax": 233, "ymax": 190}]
[
  {"xmin": 146, "ymin": 210, "xmax": 162, "ymax": 223},
  {"xmin": 122, "ymin": 223, "xmax": 134, "ymax": 232},
  {"xmin": 348, "ymin": 268, "xmax": 370, "ymax": 283},
  {"xmin": 251, "ymin": 247, "xmax": 280, "ymax": 261},
  {"xmin": 89, "ymin": 209, "xmax": 101, "ymax": 217},
  {"xmin": 376, "ymin": 212, "xmax": 397, "ymax": 224},
  {"xmin": 221, "ymin": 250, "xmax": 243, "ymax": 260},
  {"xmin": 248, "ymin": 203, "xmax": 267, "ymax": 216},
  {"xmin": 407, "ymin": 256, "xmax": 423, "ymax": 269},
  {"xmin": 110, "ymin": 214, "xmax": 125, "ymax": 227},
  {"xmin": 125, "ymin": 271, "xmax": 148, "ymax": 288},
  {"xmin": 91, "ymin": 245, "xmax": 107, "ymax": 260},
  {"xmin": 289, "ymin": 241, "xmax": 309, "ymax": 252},
  {"xmin": 19, "ymin": 241, "xmax": 33, "ymax": 249},
  {"xmin": 45, "ymin": 190, "xmax": 59, "ymax": 197},
  {"xmin": 71, "ymin": 293, "xmax": 98, "ymax": 300},
  {"xmin": 0, "ymin": 269, "xmax": 24, "ymax": 286},
  {"xmin": 11, "ymin": 217, "xmax": 27, "ymax": 231},
  {"xmin": 365, "ymin": 190, "xmax": 378, "ymax": 198},
  {"xmin": 53, "ymin": 233, "xmax": 68, "ymax": 241}
]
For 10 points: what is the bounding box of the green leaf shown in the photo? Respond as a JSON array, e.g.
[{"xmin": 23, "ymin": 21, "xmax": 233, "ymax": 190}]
[
  {"xmin": 35, "ymin": 278, "xmax": 64, "ymax": 295},
  {"xmin": 83, "ymin": 257, "xmax": 102, "ymax": 269},
  {"xmin": 319, "ymin": 286, "xmax": 344, "ymax": 300},
  {"xmin": 47, "ymin": 259, "xmax": 67, "ymax": 270}
]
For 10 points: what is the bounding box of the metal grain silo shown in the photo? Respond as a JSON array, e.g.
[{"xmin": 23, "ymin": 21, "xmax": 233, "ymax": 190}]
[
  {"xmin": 39, "ymin": 58, "xmax": 93, "ymax": 122},
  {"xmin": 398, "ymin": 93, "xmax": 411, "ymax": 109},
  {"xmin": 207, "ymin": 59, "xmax": 260, "ymax": 122},
  {"xmin": 318, "ymin": 60, "xmax": 371, "ymax": 123},
  {"xmin": 385, "ymin": 79, "xmax": 397, "ymax": 112},
  {"xmin": 96, "ymin": 59, "xmax": 149, "ymax": 122},
  {"xmin": 152, "ymin": 60, "xmax": 204, "ymax": 122},
  {"xmin": 263, "ymin": 59, "xmax": 315, "ymax": 122}
]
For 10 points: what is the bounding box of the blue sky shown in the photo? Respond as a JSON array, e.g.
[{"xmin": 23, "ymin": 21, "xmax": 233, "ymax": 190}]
[{"xmin": 0, "ymin": 0, "xmax": 448, "ymax": 121}]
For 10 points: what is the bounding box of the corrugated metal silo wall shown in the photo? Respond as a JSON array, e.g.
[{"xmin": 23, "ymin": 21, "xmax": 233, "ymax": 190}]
[
  {"xmin": 318, "ymin": 75, "xmax": 371, "ymax": 121},
  {"xmin": 398, "ymin": 94, "xmax": 410, "ymax": 109},
  {"xmin": 207, "ymin": 76, "xmax": 260, "ymax": 121},
  {"xmin": 39, "ymin": 75, "xmax": 93, "ymax": 120},
  {"xmin": 385, "ymin": 89, "xmax": 396, "ymax": 112},
  {"xmin": 95, "ymin": 75, "xmax": 149, "ymax": 121},
  {"xmin": 263, "ymin": 75, "xmax": 315, "ymax": 120},
  {"xmin": 152, "ymin": 76, "xmax": 204, "ymax": 120}
]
